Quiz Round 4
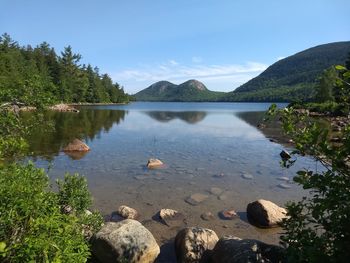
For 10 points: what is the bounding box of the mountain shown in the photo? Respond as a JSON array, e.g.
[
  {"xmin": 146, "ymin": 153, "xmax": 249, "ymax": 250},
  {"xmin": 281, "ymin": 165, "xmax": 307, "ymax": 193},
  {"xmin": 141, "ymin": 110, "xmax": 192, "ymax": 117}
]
[
  {"xmin": 224, "ymin": 41, "xmax": 350, "ymax": 102},
  {"xmin": 134, "ymin": 79, "xmax": 224, "ymax": 101}
]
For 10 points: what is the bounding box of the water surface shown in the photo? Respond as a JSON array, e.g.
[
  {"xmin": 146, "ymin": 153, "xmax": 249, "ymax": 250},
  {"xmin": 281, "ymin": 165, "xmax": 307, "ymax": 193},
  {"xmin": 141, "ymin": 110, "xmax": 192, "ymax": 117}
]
[{"xmin": 28, "ymin": 102, "xmax": 317, "ymax": 252}]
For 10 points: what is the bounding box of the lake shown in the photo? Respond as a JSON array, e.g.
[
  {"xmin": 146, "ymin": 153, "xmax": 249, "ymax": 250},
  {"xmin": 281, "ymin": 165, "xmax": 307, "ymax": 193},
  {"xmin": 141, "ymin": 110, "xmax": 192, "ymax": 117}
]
[{"xmin": 28, "ymin": 102, "xmax": 316, "ymax": 257}]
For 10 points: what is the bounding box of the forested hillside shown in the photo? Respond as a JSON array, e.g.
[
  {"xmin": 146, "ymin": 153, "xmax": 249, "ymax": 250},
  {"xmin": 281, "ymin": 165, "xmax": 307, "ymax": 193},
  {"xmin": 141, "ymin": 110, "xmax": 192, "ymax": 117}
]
[
  {"xmin": 0, "ymin": 33, "xmax": 129, "ymax": 106},
  {"xmin": 224, "ymin": 41, "xmax": 350, "ymax": 102},
  {"xmin": 135, "ymin": 79, "xmax": 224, "ymax": 101}
]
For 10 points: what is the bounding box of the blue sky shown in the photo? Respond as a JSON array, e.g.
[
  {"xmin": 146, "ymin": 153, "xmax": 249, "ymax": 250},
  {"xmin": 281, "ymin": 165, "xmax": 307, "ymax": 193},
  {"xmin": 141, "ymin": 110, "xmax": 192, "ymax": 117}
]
[{"xmin": 1, "ymin": 0, "xmax": 349, "ymax": 93}]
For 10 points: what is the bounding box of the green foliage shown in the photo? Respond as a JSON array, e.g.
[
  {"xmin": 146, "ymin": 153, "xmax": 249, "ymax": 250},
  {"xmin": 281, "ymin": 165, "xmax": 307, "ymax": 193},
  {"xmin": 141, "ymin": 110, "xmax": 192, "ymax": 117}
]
[
  {"xmin": 0, "ymin": 33, "xmax": 129, "ymax": 106},
  {"xmin": 0, "ymin": 164, "xmax": 104, "ymax": 262},
  {"xmin": 267, "ymin": 63, "xmax": 350, "ymax": 261},
  {"xmin": 57, "ymin": 173, "xmax": 92, "ymax": 214},
  {"xmin": 315, "ymin": 67, "xmax": 336, "ymax": 103}
]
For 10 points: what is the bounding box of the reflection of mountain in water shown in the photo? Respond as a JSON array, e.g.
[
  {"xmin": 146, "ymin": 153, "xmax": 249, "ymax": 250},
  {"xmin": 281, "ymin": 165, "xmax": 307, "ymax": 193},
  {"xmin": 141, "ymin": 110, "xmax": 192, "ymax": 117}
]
[
  {"xmin": 24, "ymin": 109, "xmax": 127, "ymax": 160},
  {"xmin": 144, "ymin": 111, "xmax": 207, "ymax": 124}
]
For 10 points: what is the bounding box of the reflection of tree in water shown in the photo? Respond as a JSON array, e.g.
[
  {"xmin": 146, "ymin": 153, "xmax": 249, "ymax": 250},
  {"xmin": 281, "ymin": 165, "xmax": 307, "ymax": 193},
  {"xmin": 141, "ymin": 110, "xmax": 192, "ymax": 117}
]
[
  {"xmin": 144, "ymin": 111, "xmax": 207, "ymax": 124},
  {"xmin": 235, "ymin": 111, "xmax": 265, "ymax": 128},
  {"xmin": 23, "ymin": 109, "xmax": 127, "ymax": 160}
]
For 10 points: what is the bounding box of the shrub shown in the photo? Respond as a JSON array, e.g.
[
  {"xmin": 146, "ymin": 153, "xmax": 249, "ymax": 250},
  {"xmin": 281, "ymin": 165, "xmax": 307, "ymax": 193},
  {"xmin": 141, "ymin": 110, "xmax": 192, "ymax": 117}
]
[{"xmin": 0, "ymin": 163, "xmax": 102, "ymax": 262}]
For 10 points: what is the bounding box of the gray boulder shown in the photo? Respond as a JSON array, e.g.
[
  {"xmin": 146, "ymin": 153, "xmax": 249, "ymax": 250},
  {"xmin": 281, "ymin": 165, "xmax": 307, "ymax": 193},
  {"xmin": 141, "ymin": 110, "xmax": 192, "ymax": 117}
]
[
  {"xmin": 211, "ymin": 235, "xmax": 285, "ymax": 263},
  {"xmin": 247, "ymin": 199, "xmax": 287, "ymax": 228},
  {"xmin": 91, "ymin": 220, "xmax": 160, "ymax": 263},
  {"xmin": 175, "ymin": 227, "xmax": 219, "ymax": 263}
]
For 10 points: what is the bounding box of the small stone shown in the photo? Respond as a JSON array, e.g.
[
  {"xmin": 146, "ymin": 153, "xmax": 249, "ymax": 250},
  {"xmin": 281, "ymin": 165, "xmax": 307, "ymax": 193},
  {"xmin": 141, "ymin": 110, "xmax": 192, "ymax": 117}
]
[
  {"xmin": 185, "ymin": 193, "xmax": 209, "ymax": 206},
  {"xmin": 222, "ymin": 225, "xmax": 228, "ymax": 228},
  {"xmin": 218, "ymin": 193, "xmax": 228, "ymax": 201},
  {"xmin": 210, "ymin": 187, "xmax": 224, "ymax": 196},
  {"xmin": 201, "ymin": 212, "xmax": 215, "ymax": 221},
  {"xmin": 159, "ymin": 209, "xmax": 185, "ymax": 227},
  {"xmin": 147, "ymin": 158, "xmax": 164, "ymax": 169},
  {"xmin": 213, "ymin": 173, "xmax": 225, "ymax": 178},
  {"xmin": 117, "ymin": 205, "xmax": 139, "ymax": 220},
  {"xmin": 63, "ymin": 139, "xmax": 90, "ymax": 152},
  {"xmin": 241, "ymin": 172, "xmax": 253, "ymax": 180},
  {"xmin": 280, "ymin": 150, "xmax": 291, "ymax": 160},
  {"xmin": 220, "ymin": 209, "xmax": 238, "ymax": 220}
]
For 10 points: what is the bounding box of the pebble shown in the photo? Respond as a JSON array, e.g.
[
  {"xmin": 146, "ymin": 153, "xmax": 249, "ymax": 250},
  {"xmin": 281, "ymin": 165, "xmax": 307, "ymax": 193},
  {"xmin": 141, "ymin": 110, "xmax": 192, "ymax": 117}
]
[
  {"xmin": 185, "ymin": 193, "xmax": 209, "ymax": 206},
  {"xmin": 210, "ymin": 187, "xmax": 224, "ymax": 196},
  {"xmin": 200, "ymin": 212, "xmax": 215, "ymax": 221},
  {"xmin": 220, "ymin": 209, "xmax": 238, "ymax": 220},
  {"xmin": 241, "ymin": 172, "xmax": 253, "ymax": 180}
]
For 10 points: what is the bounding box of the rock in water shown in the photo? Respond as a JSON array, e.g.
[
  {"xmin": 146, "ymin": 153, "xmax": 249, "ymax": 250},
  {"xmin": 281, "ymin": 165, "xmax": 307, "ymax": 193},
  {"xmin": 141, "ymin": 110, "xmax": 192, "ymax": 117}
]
[
  {"xmin": 63, "ymin": 139, "xmax": 90, "ymax": 152},
  {"xmin": 147, "ymin": 158, "xmax": 164, "ymax": 169},
  {"xmin": 241, "ymin": 172, "xmax": 253, "ymax": 180},
  {"xmin": 211, "ymin": 235, "xmax": 285, "ymax": 263},
  {"xmin": 117, "ymin": 205, "xmax": 139, "ymax": 220},
  {"xmin": 247, "ymin": 199, "xmax": 287, "ymax": 228},
  {"xmin": 91, "ymin": 220, "xmax": 160, "ymax": 263},
  {"xmin": 219, "ymin": 209, "xmax": 238, "ymax": 220},
  {"xmin": 159, "ymin": 208, "xmax": 185, "ymax": 227},
  {"xmin": 280, "ymin": 150, "xmax": 291, "ymax": 160},
  {"xmin": 210, "ymin": 187, "xmax": 224, "ymax": 196},
  {"xmin": 201, "ymin": 212, "xmax": 215, "ymax": 221},
  {"xmin": 175, "ymin": 227, "xmax": 219, "ymax": 263},
  {"xmin": 185, "ymin": 193, "xmax": 209, "ymax": 206}
]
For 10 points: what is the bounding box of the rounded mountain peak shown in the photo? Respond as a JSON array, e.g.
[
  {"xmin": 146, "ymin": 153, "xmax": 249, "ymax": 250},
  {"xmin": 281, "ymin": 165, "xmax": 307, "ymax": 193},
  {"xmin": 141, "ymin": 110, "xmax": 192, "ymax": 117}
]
[{"xmin": 180, "ymin": 79, "xmax": 207, "ymax": 91}]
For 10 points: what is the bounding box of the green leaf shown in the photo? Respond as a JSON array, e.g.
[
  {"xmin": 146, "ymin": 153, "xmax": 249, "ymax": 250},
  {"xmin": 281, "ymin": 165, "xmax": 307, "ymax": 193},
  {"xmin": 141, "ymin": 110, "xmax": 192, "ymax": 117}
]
[{"xmin": 335, "ymin": 65, "xmax": 346, "ymax": 70}]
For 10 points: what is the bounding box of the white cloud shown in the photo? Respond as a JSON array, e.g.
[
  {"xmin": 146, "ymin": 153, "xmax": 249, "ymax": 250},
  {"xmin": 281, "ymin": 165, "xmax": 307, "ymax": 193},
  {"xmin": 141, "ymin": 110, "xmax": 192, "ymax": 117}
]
[
  {"xmin": 111, "ymin": 60, "xmax": 268, "ymax": 93},
  {"xmin": 276, "ymin": 56, "xmax": 286, "ymax": 61}
]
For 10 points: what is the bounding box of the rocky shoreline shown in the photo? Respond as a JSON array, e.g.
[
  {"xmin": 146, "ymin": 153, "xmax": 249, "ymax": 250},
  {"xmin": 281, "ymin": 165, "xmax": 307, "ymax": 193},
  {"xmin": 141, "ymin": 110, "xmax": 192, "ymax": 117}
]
[{"xmin": 90, "ymin": 199, "xmax": 287, "ymax": 262}]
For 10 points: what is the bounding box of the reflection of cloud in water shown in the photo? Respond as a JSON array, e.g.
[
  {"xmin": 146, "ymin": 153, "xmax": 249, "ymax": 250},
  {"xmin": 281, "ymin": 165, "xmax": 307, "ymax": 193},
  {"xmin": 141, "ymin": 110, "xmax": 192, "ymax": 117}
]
[
  {"xmin": 143, "ymin": 111, "xmax": 207, "ymax": 124},
  {"xmin": 119, "ymin": 111, "xmax": 264, "ymax": 140}
]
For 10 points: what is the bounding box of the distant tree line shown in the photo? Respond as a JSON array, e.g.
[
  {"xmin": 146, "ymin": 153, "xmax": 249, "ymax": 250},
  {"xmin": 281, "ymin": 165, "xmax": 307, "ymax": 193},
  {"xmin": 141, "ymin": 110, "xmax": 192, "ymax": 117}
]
[{"xmin": 0, "ymin": 33, "xmax": 129, "ymax": 106}]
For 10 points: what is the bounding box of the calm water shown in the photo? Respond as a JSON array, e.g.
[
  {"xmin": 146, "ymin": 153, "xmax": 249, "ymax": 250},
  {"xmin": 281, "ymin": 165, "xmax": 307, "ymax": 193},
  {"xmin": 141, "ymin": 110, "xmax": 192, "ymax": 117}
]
[{"xmin": 28, "ymin": 102, "xmax": 317, "ymax": 250}]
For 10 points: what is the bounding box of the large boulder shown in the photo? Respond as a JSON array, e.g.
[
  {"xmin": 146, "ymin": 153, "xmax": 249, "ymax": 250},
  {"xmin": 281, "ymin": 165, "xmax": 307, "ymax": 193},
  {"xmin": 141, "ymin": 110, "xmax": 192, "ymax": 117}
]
[
  {"xmin": 247, "ymin": 199, "xmax": 287, "ymax": 228},
  {"xmin": 63, "ymin": 139, "xmax": 90, "ymax": 152},
  {"xmin": 91, "ymin": 220, "xmax": 160, "ymax": 263},
  {"xmin": 211, "ymin": 235, "xmax": 285, "ymax": 263},
  {"xmin": 175, "ymin": 227, "xmax": 219, "ymax": 263}
]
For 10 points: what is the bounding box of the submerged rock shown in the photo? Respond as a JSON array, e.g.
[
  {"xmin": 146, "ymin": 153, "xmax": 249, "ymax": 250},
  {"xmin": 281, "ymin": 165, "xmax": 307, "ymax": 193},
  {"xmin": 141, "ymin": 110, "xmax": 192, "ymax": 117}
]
[
  {"xmin": 211, "ymin": 235, "xmax": 285, "ymax": 263},
  {"xmin": 175, "ymin": 227, "xmax": 219, "ymax": 263},
  {"xmin": 147, "ymin": 158, "xmax": 164, "ymax": 169},
  {"xmin": 185, "ymin": 193, "xmax": 209, "ymax": 206},
  {"xmin": 210, "ymin": 187, "xmax": 224, "ymax": 196},
  {"xmin": 247, "ymin": 199, "xmax": 287, "ymax": 228},
  {"xmin": 91, "ymin": 220, "xmax": 160, "ymax": 263},
  {"xmin": 241, "ymin": 172, "xmax": 253, "ymax": 180},
  {"xmin": 159, "ymin": 208, "xmax": 185, "ymax": 227},
  {"xmin": 219, "ymin": 209, "xmax": 238, "ymax": 220},
  {"xmin": 201, "ymin": 212, "xmax": 215, "ymax": 221},
  {"xmin": 63, "ymin": 139, "xmax": 90, "ymax": 152}
]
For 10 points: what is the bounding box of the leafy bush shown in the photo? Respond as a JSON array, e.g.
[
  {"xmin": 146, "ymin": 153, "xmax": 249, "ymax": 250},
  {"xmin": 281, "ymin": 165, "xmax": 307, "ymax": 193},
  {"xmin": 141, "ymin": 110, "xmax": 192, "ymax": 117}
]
[
  {"xmin": 57, "ymin": 173, "xmax": 92, "ymax": 214},
  {"xmin": 0, "ymin": 163, "xmax": 102, "ymax": 262},
  {"xmin": 267, "ymin": 97, "xmax": 350, "ymax": 262}
]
